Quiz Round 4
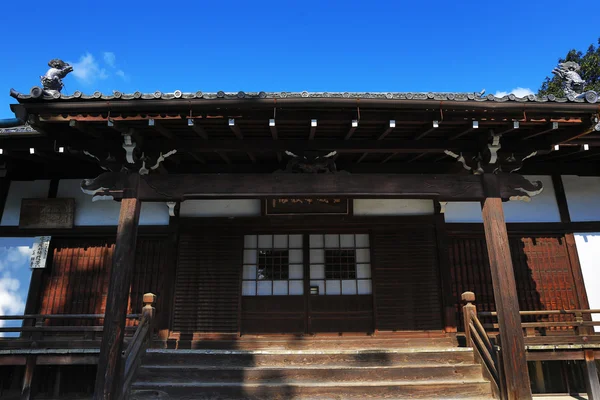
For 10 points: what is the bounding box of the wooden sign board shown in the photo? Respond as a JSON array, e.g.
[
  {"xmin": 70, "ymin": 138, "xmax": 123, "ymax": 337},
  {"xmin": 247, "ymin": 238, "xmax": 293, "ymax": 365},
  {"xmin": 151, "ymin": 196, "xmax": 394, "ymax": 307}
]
[
  {"xmin": 30, "ymin": 236, "xmax": 51, "ymax": 269},
  {"xmin": 265, "ymin": 198, "xmax": 349, "ymax": 215},
  {"xmin": 19, "ymin": 198, "xmax": 75, "ymax": 229}
]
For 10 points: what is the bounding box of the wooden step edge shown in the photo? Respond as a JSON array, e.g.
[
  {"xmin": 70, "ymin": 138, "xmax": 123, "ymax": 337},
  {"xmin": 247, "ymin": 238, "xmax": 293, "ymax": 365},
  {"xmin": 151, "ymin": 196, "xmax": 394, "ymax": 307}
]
[
  {"xmin": 139, "ymin": 363, "xmax": 480, "ymax": 370},
  {"xmin": 145, "ymin": 347, "xmax": 473, "ymax": 355},
  {"xmin": 132, "ymin": 379, "xmax": 491, "ymax": 388}
]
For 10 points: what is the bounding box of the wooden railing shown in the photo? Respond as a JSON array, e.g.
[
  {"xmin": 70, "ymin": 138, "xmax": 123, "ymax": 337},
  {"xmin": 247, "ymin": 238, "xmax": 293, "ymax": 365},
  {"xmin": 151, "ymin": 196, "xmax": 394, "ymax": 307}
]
[
  {"xmin": 461, "ymin": 291, "xmax": 502, "ymax": 399},
  {"xmin": 463, "ymin": 291, "xmax": 600, "ymax": 400},
  {"xmin": 0, "ymin": 293, "xmax": 156, "ymax": 400},
  {"xmin": 118, "ymin": 293, "xmax": 156, "ymax": 400}
]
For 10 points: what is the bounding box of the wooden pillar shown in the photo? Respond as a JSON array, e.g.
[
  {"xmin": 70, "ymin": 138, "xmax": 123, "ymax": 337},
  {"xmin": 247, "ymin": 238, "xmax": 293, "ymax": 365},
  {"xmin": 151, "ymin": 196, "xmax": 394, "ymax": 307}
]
[
  {"xmin": 481, "ymin": 174, "xmax": 532, "ymax": 400},
  {"xmin": 20, "ymin": 355, "xmax": 36, "ymax": 400},
  {"xmin": 435, "ymin": 204, "xmax": 457, "ymax": 333},
  {"xmin": 94, "ymin": 175, "xmax": 141, "ymax": 400},
  {"xmin": 584, "ymin": 350, "xmax": 600, "ymax": 400}
]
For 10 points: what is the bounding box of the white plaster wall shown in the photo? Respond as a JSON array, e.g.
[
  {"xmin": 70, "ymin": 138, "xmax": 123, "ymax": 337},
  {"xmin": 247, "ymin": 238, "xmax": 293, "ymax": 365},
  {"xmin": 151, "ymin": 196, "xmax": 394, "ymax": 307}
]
[
  {"xmin": 1, "ymin": 180, "xmax": 50, "ymax": 226},
  {"xmin": 562, "ymin": 176, "xmax": 600, "ymax": 222},
  {"xmin": 353, "ymin": 199, "xmax": 434, "ymax": 216},
  {"xmin": 56, "ymin": 179, "xmax": 169, "ymax": 226},
  {"xmin": 574, "ymin": 233, "xmax": 600, "ymax": 332},
  {"xmin": 180, "ymin": 199, "xmax": 261, "ymax": 217},
  {"xmin": 444, "ymin": 175, "xmax": 560, "ymax": 223}
]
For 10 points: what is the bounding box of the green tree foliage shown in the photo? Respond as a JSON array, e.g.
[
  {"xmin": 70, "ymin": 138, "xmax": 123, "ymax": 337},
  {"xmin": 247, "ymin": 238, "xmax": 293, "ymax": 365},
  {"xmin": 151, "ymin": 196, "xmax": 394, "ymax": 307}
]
[{"xmin": 538, "ymin": 38, "xmax": 600, "ymax": 97}]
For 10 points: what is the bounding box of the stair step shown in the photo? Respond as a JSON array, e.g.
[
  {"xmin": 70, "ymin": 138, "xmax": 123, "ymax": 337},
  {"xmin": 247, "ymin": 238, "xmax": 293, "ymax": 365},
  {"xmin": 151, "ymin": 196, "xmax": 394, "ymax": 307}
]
[
  {"xmin": 168, "ymin": 337, "xmax": 457, "ymax": 351},
  {"xmin": 131, "ymin": 381, "xmax": 493, "ymax": 399},
  {"xmin": 137, "ymin": 364, "xmax": 483, "ymax": 383},
  {"xmin": 143, "ymin": 348, "xmax": 475, "ymax": 367}
]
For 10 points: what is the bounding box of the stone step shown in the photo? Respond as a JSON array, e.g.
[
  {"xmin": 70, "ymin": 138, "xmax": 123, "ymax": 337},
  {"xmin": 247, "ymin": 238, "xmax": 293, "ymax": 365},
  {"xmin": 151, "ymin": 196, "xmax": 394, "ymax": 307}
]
[
  {"xmin": 137, "ymin": 363, "xmax": 483, "ymax": 384},
  {"xmin": 130, "ymin": 381, "xmax": 494, "ymax": 399},
  {"xmin": 143, "ymin": 348, "xmax": 475, "ymax": 368},
  {"xmin": 165, "ymin": 337, "xmax": 457, "ymax": 351}
]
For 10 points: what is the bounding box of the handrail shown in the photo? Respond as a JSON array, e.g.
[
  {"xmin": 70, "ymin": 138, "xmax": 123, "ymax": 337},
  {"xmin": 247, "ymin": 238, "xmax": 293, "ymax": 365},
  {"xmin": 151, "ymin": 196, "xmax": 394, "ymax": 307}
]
[
  {"xmin": 118, "ymin": 293, "xmax": 156, "ymax": 400},
  {"xmin": 479, "ymin": 310, "xmax": 600, "ymax": 317},
  {"xmin": 0, "ymin": 314, "xmax": 140, "ymax": 320},
  {"xmin": 462, "ymin": 292, "xmax": 502, "ymax": 399}
]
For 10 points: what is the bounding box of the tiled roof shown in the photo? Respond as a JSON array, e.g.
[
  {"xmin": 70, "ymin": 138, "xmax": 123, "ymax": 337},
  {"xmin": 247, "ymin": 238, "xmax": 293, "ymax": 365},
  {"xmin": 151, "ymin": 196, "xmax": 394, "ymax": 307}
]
[{"xmin": 9, "ymin": 89, "xmax": 600, "ymax": 104}]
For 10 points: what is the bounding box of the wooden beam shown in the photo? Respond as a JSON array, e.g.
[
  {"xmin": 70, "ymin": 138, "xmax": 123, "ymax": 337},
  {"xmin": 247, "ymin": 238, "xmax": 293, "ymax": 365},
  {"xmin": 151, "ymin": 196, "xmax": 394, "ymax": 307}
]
[
  {"xmin": 309, "ymin": 119, "xmax": 317, "ymax": 140},
  {"xmin": 148, "ymin": 119, "xmax": 174, "ymax": 139},
  {"xmin": 228, "ymin": 119, "xmax": 243, "ymax": 139},
  {"xmin": 188, "ymin": 119, "xmax": 208, "ymax": 139},
  {"xmin": 186, "ymin": 152, "xmax": 207, "ymax": 164},
  {"xmin": 377, "ymin": 120, "xmax": 396, "ymax": 140},
  {"xmin": 381, "ymin": 153, "xmax": 397, "ymax": 164},
  {"xmin": 481, "ymin": 175, "xmax": 532, "ymax": 400},
  {"xmin": 356, "ymin": 153, "xmax": 369, "ymax": 163},
  {"xmin": 69, "ymin": 120, "xmax": 101, "ymax": 138},
  {"xmin": 497, "ymin": 121, "xmax": 520, "ymax": 135},
  {"xmin": 414, "ymin": 121, "xmax": 439, "ymax": 140},
  {"xmin": 21, "ymin": 355, "xmax": 36, "ymax": 400},
  {"xmin": 449, "ymin": 121, "xmax": 479, "ymax": 140},
  {"xmin": 523, "ymin": 122, "xmax": 558, "ymax": 140},
  {"xmin": 94, "ymin": 178, "xmax": 141, "ymax": 400},
  {"xmin": 405, "ymin": 153, "xmax": 426, "ymax": 163},
  {"xmin": 344, "ymin": 121, "xmax": 358, "ymax": 140},
  {"xmin": 584, "ymin": 350, "xmax": 600, "ymax": 400},
  {"xmin": 269, "ymin": 123, "xmax": 278, "ymax": 140},
  {"xmin": 217, "ymin": 151, "xmax": 231, "ymax": 164}
]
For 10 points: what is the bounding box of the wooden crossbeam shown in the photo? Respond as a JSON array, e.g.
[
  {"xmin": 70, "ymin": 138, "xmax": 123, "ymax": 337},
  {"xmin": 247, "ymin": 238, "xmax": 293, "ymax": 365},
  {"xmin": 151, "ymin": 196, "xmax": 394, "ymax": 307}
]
[
  {"xmin": 381, "ymin": 153, "xmax": 397, "ymax": 164},
  {"xmin": 449, "ymin": 121, "xmax": 479, "ymax": 140},
  {"xmin": 188, "ymin": 119, "xmax": 208, "ymax": 139},
  {"xmin": 69, "ymin": 120, "xmax": 101, "ymax": 138},
  {"xmin": 228, "ymin": 120, "xmax": 243, "ymax": 139},
  {"xmin": 148, "ymin": 119, "xmax": 174, "ymax": 139},
  {"xmin": 414, "ymin": 121, "xmax": 439, "ymax": 140},
  {"xmin": 523, "ymin": 122, "xmax": 558, "ymax": 140}
]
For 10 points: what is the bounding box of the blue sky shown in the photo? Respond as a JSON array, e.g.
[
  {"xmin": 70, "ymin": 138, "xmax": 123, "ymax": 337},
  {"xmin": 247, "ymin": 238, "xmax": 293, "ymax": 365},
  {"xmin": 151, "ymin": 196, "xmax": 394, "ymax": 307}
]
[
  {"xmin": 1, "ymin": 0, "xmax": 600, "ymax": 118},
  {"xmin": 0, "ymin": 238, "xmax": 34, "ymax": 336}
]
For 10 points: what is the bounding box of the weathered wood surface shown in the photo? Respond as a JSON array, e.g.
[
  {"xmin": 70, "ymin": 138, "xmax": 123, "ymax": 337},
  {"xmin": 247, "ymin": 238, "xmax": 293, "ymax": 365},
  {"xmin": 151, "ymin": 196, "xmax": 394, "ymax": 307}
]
[
  {"xmin": 84, "ymin": 172, "xmax": 541, "ymax": 201},
  {"xmin": 584, "ymin": 350, "xmax": 600, "ymax": 400},
  {"xmin": 94, "ymin": 197, "xmax": 141, "ymax": 400},
  {"xmin": 20, "ymin": 355, "xmax": 35, "ymax": 400},
  {"xmin": 481, "ymin": 177, "xmax": 532, "ymax": 400},
  {"xmin": 19, "ymin": 198, "xmax": 74, "ymax": 229}
]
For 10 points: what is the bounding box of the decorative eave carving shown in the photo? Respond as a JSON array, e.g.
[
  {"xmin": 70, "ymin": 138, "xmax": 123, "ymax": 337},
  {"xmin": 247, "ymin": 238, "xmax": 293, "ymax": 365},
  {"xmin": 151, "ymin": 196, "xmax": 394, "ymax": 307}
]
[{"xmin": 552, "ymin": 61, "xmax": 598, "ymax": 103}]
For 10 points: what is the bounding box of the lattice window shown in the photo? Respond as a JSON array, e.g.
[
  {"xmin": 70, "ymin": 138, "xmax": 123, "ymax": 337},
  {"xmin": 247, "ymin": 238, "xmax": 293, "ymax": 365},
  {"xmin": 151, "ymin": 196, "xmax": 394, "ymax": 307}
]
[
  {"xmin": 242, "ymin": 235, "xmax": 303, "ymax": 296},
  {"xmin": 309, "ymin": 234, "xmax": 372, "ymax": 295}
]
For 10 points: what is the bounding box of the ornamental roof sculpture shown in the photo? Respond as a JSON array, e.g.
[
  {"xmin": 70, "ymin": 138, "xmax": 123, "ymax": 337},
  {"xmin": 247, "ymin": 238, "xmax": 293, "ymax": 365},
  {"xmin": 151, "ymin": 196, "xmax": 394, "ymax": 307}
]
[{"xmin": 7, "ymin": 59, "xmax": 600, "ymax": 104}]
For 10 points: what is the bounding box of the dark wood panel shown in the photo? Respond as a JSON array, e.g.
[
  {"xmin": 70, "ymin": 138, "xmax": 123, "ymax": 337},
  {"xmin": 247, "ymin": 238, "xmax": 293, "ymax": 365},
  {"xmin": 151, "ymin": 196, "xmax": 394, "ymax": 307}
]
[
  {"xmin": 172, "ymin": 231, "xmax": 243, "ymax": 333},
  {"xmin": 449, "ymin": 233, "xmax": 582, "ymax": 331},
  {"xmin": 242, "ymin": 296, "xmax": 305, "ymax": 334},
  {"xmin": 372, "ymin": 226, "xmax": 443, "ymax": 331},
  {"xmin": 309, "ymin": 295, "xmax": 373, "ymax": 333}
]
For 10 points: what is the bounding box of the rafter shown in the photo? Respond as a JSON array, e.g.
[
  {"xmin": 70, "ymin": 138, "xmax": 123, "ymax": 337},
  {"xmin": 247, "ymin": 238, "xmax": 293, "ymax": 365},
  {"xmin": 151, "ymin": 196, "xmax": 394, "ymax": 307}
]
[
  {"xmin": 449, "ymin": 121, "xmax": 479, "ymax": 140},
  {"xmin": 344, "ymin": 120, "xmax": 359, "ymax": 140},
  {"xmin": 414, "ymin": 121, "xmax": 439, "ymax": 140},
  {"xmin": 187, "ymin": 119, "xmax": 208, "ymax": 139},
  {"xmin": 69, "ymin": 120, "xmax": 101, "ymax": 138},
  {"xmin": 377, "ymin": 120, "xmax": 396, "ymax": 140},
  {"xmin": 381, "ymin": 153, "xmax": 397, "ymax": 164},
  {"xmin": 148, "ymin": 119, "xmax": 174, "ymax": 139},
  {"xmin": 496, "ymin": 121, "xmax": 520, "ymax": 135},
  {"xmin": 309, "ymin": 119, "xmax": 317, "ymax": 140},
  {"xmin": 522, "ymin": 122, "xmax": 558, "ymax": 140}
]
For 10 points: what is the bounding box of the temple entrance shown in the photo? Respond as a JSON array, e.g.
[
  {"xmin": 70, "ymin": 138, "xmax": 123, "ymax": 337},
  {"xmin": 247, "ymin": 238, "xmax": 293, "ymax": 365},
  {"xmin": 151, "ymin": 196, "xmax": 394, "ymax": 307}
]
[{"xmin": 240, "ymin": 233, "xmax": 374, "ymax": 334}]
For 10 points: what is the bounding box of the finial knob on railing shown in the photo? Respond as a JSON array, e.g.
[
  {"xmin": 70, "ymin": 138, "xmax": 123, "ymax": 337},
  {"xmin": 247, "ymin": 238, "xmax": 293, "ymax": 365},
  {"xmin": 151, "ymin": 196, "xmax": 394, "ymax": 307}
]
[
  {"xmin": 142, "ymin": 293, "xmax": 156, "ymax": 319},
  {"xmin": 462, "ymin": 291, "xmax": 475, "ymax": 304}
]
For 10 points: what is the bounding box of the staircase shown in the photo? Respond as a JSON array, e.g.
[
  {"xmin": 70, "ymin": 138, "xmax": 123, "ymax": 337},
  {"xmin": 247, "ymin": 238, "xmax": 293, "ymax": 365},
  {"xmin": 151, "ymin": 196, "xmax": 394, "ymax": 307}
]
[{"xmin": 130, "ymin": 337, "xmax": 495, "ymax": 399}]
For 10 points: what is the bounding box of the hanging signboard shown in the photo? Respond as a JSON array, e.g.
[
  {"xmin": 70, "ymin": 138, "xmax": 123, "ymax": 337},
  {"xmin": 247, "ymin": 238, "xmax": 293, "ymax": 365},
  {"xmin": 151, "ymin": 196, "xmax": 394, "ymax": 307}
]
[
  {"xmin": 19, "ymin": 198, "xmax": 75, "ymax": 229},
  {"xmin": 30, "ymin": 236, "xmax": 51, "ymax": 269},
  {"xmin": 265, "ymin": 198, "xmax": 349, "ymax": 215}
]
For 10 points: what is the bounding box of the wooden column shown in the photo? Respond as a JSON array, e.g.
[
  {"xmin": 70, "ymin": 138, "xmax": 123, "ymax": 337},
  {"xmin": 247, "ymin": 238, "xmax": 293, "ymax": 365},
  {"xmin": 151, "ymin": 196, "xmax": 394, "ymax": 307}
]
[
  {"xmin": 435, "ymin": 203, "xmax": 457, "ymax": 333},
  {"xmin": 94, "ymin": 175, "xmax": 141, "ymax": 400},
  {"xmin": 481, "ymin": 174, "xmax": 532, "ymax": 400},
  {"xmin": 584, "ymin": 350, "xmax": 600, "ymax": 400}
]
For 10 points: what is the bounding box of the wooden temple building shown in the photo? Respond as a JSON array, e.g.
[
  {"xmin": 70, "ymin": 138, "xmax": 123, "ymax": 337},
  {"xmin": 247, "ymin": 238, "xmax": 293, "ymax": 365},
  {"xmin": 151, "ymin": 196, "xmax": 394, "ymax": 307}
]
[{"xmin": 0, "ymin": 60, "xmax": 600, "ymax": 399}]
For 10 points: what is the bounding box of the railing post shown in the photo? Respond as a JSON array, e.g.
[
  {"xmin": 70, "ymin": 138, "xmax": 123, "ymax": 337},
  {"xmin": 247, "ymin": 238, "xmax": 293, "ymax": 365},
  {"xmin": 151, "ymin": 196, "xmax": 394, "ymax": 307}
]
[
  {"xmin": 462, "ymin": 291, "xmax": 476, "ymax": 346},
  {"xmin": 574, "ymin": 311, "xmax": 584, "ymax": 336},
  {"xmin": 142, "ymin": 293, "xmax": 156, "ymax": 321}
]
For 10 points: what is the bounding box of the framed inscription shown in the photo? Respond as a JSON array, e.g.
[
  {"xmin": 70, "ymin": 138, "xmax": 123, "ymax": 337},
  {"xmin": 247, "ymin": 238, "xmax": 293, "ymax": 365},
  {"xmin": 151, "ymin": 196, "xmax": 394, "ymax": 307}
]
[
  {"xmin": 265, "ymin": 198, "xmax": 349, "ymax": 215},
  {"xmin": 19, "ymin": 198, "xmax": 75, "ymax": 229},
  {"xmin": 30, "ymin": 236, "xmax": 51, "ymax": 269}
]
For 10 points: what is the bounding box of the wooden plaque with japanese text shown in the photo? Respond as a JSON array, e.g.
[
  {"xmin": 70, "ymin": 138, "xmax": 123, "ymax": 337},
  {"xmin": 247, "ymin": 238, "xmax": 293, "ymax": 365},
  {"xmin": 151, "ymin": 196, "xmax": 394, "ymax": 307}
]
[
  {"xmin": 19, "ymin": 198, "xmax": 75, "ymax": 229},
  {"xmin": 265, "ymin": 197, "xmax": 349, "ymax": 215}
]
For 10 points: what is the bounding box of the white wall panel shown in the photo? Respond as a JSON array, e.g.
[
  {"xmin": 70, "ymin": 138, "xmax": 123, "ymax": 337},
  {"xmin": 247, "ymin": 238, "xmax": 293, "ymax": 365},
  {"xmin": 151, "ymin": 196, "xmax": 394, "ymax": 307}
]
[
  {"xmin": 574, "ymin": 233, "xmax": 600, "ymax": 332},
  {"xmin": 1, "ymin": 180, "xmax": 50, "ymax": 226},
  {"xmin": 353, "ymin": 199, "xmax": 434, "ymax": 216},
  {"xmin": 180, "ymin": 199, "xmax": 261, "ymax": 217},
  {"xmin": 56, "ymin": 179, "xmax": 169, "ymax": 226},
  {"xmin": 444, "ymin": 176, "xmax": 560, "ymax": 223},
  {"xmin": 563, "ymin": 176, "xmax": 600, "ymax": 222}
]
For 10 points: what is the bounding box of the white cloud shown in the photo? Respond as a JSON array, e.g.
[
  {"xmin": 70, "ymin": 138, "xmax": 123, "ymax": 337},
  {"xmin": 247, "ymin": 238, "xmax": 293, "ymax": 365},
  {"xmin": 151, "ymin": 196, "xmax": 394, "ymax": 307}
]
[
  {"xmin": 103, "ymin": 52, "xmax": 116, "ymax": 68},
  {"xmin": 0, "ymin": 246, "xmax": 32, "ymax": 271},
  {"xmin": 116, "ymin": 69, "xmax": 128, "ymax": 81},
  {"xmin": 0, "ymin": 272, "xmax": 25, "ymax": 336},
  {"xmin": 70, "ymin": 52, "xmax": 108, "ymax": 85},
  {"xmin": 494, "ymin": 87, "xmax": 535, "ymax": 98}
]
